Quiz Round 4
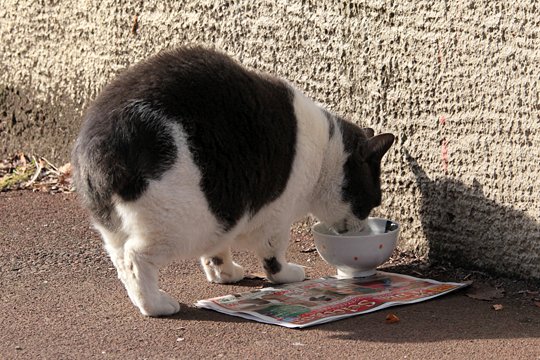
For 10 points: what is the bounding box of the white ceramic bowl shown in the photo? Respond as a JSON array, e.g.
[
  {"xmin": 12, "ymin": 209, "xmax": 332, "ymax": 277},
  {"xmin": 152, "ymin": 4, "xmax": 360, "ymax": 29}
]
[{"xmin": 312, "ymin": 218, "xmax": 399, "ymax": 278}]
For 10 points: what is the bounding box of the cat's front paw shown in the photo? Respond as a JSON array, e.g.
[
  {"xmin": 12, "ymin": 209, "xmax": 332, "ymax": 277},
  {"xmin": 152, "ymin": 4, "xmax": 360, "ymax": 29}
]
[
  {"xmin": 206, "ymin": 262, "xmax": 245, "ymax": 284},
  {"xmin": 219, "ymin": 262, "xmax": 245, "ymax": 283},
  {"xmin": 137, "ymin": 290, "xmax": 180, "ymax": 317},
  {"xmin": 267, "ymin": 263, "xmax": 305, "ymax": 284}
]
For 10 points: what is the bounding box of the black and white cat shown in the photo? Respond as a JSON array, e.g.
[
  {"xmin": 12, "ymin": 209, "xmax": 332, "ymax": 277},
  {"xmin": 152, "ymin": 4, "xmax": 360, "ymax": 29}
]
[{"xmin": 72, "ymin": 47, "xmax": 394, "ymax": 317}]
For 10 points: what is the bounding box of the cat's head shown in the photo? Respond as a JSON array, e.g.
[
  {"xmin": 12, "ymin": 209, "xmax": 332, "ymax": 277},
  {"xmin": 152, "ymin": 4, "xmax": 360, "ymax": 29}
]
[{"xmin": 317, "ymin": 123, "xmax": 395, "ymax": 233}]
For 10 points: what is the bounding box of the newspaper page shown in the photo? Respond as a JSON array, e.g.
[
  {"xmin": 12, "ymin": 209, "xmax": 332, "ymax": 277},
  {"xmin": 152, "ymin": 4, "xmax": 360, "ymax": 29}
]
[{"xmin": 195, "ymin": 271, "xmax": 468, "ymax": 328}]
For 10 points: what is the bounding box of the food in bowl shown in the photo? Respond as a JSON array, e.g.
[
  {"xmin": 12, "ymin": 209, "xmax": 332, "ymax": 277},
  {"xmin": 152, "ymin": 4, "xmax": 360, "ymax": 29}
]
[{"xmin": 312, "ymin": 218, "xmax": 399, "ymax": 278}]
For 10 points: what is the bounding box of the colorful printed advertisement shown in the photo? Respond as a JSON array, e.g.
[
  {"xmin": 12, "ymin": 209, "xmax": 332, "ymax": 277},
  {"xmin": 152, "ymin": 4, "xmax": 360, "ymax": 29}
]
[{"xmin": 196, "ymin": 272, "xmax": 468, "ymax": 328}]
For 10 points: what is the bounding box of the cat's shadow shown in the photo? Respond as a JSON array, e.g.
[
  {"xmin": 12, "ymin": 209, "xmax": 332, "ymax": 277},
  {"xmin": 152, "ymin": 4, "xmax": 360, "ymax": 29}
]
[
  {"xmin": 169, "ymin": 304, "xmax": 252, "ymax": 323},
  {"xmin": 403, "ymin": 149, "xmax": 539, "ymax": 278},
  {"xmin": 165, "ymin": 268, "xmax": 538, "ymax": 342}
]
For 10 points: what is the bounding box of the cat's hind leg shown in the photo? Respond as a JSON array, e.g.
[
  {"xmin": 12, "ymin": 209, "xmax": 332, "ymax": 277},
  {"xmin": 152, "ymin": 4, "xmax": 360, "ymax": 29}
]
[
  {"xmin": 255, "ymin": 230, "xmax": 305, "ymax": 284},
  {"xmin": 121, "ymin": 240, "xmax": 180, "ymax": 316},
  {"xmin": 97, "ymin": 224, "xmax": 180, "ymax": 317},
  {"xmin": 201, "ymin": 248, "xmax": 245, "ymax": 284}
]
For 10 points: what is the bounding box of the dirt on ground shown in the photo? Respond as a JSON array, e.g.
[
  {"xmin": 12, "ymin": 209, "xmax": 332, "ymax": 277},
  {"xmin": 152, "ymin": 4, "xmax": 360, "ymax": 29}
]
[{"xmin": 1, "ymin": 190, "xmax": 539, "ymax": 359}]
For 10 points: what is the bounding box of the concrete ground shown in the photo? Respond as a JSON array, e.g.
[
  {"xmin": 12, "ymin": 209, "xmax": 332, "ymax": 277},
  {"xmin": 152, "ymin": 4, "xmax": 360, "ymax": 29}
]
[{"xmin": 1, "ymin": 191, "xmax": 539, "ymax": 359}]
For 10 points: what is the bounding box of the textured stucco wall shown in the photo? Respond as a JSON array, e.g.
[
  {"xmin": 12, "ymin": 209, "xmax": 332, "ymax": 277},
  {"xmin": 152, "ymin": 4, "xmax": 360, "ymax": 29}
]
[{"xmin": 1, "ymin": 1, "xmax": 539, "ymax": 279}]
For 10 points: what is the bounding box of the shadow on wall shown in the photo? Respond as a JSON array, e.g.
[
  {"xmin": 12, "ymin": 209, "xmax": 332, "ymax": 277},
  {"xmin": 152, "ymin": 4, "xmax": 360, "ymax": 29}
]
[{"xmin": 404, "ymin": 149, "xmax": 539, "ymax": 280}]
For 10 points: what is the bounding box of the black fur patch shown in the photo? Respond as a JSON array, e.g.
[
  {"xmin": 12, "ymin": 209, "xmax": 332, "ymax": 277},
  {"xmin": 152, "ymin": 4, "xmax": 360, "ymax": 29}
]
[
  {"xmin": 263, "ymin": 257, "xmax": 282, "ymax": 275},
  {"xmin": 160, "ymin": 48, "xmax": 297, "ymax": 231},
  {"xmin": 73, "ymin": 47, "xmax": 297, "ymax": 231},
  {"xmin": 337, "ymin": 118, "xmax": 383, "ymax": 220},
  {"xmin": 210, "ymin": 257, "xmax": 224, "ymax": 266}
]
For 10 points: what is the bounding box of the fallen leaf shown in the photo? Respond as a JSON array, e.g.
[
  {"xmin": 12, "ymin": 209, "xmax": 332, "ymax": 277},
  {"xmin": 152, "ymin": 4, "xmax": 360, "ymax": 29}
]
[
  {"xmin": 466, "ymin": 284, "xmax": 505, "ymax": 301},
  {"xmin": 58, "ymin": 163, "xmax": 72, "ymax": 175},
  {"xmin": 300, "ymin": 247, "xmax": 317, "ymax": 253},
  {"xmin": 492, "ymin": 304, "xmax": 504, "ymax": 311},
  {"xmin": 385, "ymin": 313, "xmax": 400, "ymax": 324}
]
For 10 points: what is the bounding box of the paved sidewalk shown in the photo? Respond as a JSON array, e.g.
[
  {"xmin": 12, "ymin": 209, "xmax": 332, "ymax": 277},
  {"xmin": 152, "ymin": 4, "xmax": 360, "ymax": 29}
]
[{"xmin": 1, "ymin": 191, "xmax": 539, "ymax": 359}]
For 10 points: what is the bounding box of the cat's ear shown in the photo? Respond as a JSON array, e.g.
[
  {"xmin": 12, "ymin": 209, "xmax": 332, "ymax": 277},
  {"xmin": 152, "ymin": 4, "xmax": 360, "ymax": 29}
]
[
  {"xmin": 362, "ymin": 128, "xmax": 375, "ymax": 138},
  {"xmin": 366, "ymin": 133, "xmax": 395, "ymax": 161}
]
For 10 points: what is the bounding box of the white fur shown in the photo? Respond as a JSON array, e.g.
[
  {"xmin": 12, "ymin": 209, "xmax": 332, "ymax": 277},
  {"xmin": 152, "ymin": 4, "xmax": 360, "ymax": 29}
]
[{"xmin": 95, "ymin": 85, "xmax": 361, "ymax": 316}]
